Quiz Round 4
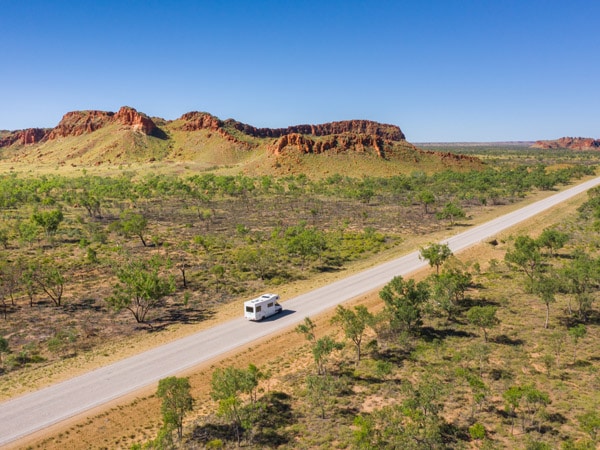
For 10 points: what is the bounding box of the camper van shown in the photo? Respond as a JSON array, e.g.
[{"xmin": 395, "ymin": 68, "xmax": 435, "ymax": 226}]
[{"xmin": 244, "ymin": 293, "xmax": 282, "ymax": 321}]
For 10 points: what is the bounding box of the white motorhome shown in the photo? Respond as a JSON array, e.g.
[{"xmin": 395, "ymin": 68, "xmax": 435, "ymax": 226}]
[{"xmin": 244, "ymin": 293, "xmax": 282, "ymax": 321}]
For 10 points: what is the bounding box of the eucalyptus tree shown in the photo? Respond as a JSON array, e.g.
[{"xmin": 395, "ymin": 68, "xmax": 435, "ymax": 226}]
[
  {"xmin": 35, "ymin": 261, "xmax": 66, "ymax": 307},
  {"xmin": 560, "ymin": 250, "xmax": 599, "ymax": 320},
  {"xmin": 210, "ymin": 365, "xmax": 261, "ymax": 446},
  {"xmin": 504, "ymin": 235, "xmax": 544, "ymax": 289},
  {"xmin": 379, "ymin": 275, "xmax": 430, "ymax": 334},
  {"xmin": 106, "ymin": 256, "xmax": 175, "ymax": 325},
  {"xmin": 157, "ymin": 376, "xmax": 194, "ymax": 440},
  {"xmin": 537, "ymin": 228, "xmax": 569, "ymax": 257},
  {"xmin": 466, "ymin": 306, "xmax": 499, "ymax": 342},
  {"xmin": 532, "ymin": 272, "xmax": 559, "ymax": 329},
  {"xmin": 331, "ymin": 304, "xmax": 374, "ymax": 364},
  {"xmin": 295, "ymin": 317, "xmax": 344, "ymax": 375},
  {"xmin": 31, "ymin": 208, "xmax": 64, "ymax": 239},
  {"xmin": 419, "ymin": 243, "xmax": 453, "ymax": 275},
  {"xmin": 435, "ymin": 202, "xmax": 466, "ymax": 226},
  {"xmin": 112, "ymin": 210, "xmax": 149, "ymax": 247}
]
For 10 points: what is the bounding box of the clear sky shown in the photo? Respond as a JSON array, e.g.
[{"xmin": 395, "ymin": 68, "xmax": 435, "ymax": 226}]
[{"xmin": 1, "ymin": 0, "xmax": 598, "ymax": 142}]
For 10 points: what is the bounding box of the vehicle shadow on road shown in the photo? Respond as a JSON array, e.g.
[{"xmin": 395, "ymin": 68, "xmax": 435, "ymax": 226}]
[{"xmin": 260, "ymin": 309, "xmax": 296, "ymax": 322}]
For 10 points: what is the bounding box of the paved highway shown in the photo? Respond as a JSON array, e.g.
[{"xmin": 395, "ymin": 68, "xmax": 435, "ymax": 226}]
[{"xmin": 1, "ymin": 176, "xmax": 599, "ymax": 446}]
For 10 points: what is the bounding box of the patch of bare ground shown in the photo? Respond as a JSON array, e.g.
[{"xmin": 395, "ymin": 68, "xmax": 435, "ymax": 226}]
[{"xmin": 4, "ymin": 181, "xmax": 595, "ymax": 450}]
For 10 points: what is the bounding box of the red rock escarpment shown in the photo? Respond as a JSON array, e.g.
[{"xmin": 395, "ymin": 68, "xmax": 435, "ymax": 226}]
[
  {"xmin": 0, "ymin": 128, "xmax": 49, "ymax": 147},
  {"xmin": 531, "ymin": 137, "xmax": 600, "ymax": 150},
  {"xmin": 114, "ymin": 106, "xmax": 157, "ymax": 135},
  {"xmin": 178, "ymin": 112, "xmax": 222, "ymax": 132},
  {"xmin": 47, "ymin": 110, "xmax": 115, "ymax": 139},
  {"xmin": 224, "ymin": 119, "xmax": 405, "ymax": 141},
  {"xmin": 46, "ymin": 106, "xmax": 158, "ymax": 140},
  {"xmin": 176, "ymin": 114, "xmax": 406, "ymax": 154},
  {"xmin": 267, "ymin": 133, "xmax": 388, "ymax": 157}
]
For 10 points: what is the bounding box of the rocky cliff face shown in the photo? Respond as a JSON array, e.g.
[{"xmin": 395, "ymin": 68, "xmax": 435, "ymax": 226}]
[
  {"xmin": 224, "ymin": 119, "xmax": 405, "ymax": 141},
  {"xmin": 531, "ymin": 137, "xmax": 600, "ymax": 150},
  {"xmin": 0, "ymin": 107, "xmax": 160, "ymax": 147},
  {"xmin": 267, "ymin": 133, "xmax": 388, "ymax": 157},
  {"xmin": 175, "ymin": 114, "xmax": 407, "ymax": 156},
  {"xmin": 0, "ymin": 128, "xmax": 49, "ymax": 147},
  {"xmin": 47, "ymin": 110, "xmax": 115, "ymax": 139},
  {"xmin": 114, "ymin": 106, "xmax": 157, "ymax": 135},
  {"xmin": 178, "ymin": 112, "xmax": 222, "ymax": 132}
]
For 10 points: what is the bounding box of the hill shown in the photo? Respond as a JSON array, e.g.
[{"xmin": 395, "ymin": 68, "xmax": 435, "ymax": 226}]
[
  {"xmin": 0, "ymin": 106, "xmax": 482, "ymax": 177},
  {"xmin": 531, "ymin": 136, "xmax": 600, "ymax": 150}
]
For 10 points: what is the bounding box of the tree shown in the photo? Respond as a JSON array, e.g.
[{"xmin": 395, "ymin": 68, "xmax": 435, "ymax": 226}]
[
  {"xmin": 466, "ymin": 306, "xmax": 499, "ymax": 342},
  {"xmin": 0, "ymin": 336, "xmax": 9, "ymax": 366},
  {"xmin": 17, "ymin": 220, "xmax": 38, "ymax": 247},
  {"xmin": 0, "ymin": 259, "xmax": 23, "ymax": 306},
  {"xmin": 312, "ymin": 336, "xmax": 344, "ymax": 376},
  {"xmin": 114, "ymin": 210, "xmax": 149, "ymax": 247},
  {"xmin": 560, "ymin": 250, "xmax": 599, "ymax": 320},
  {"xmin": 417, "ymin": 190, "xmax": 435, "ymax": 214},
  {"xmin": 504, "ymin": 235, "xmax": 544, "ymax": 288},
  {"xmin": 305, "ymin": 374, "xmax": 340, "ymax": 419},
  {"xmin": 210, "ymin": 264, "xmax": 225, "ymax": 291},
  {"xmin": 532, "ymin": 273, "xmax": 558, "ymax": 329},
  {"xmin": 419, "ymin": 243, "xmax": 453, "ymax": 275},
  {"xmin": 379, "ymin": 275, "xmax": 430, "ymax": 334},
  {"xmin": 428, "ymin": 266, "xmax": 472, "ymax": 320},
  {"xmin": 568, "ymin": 324, "xmax": 587, "ymax": 362},
  {"xmin": 31, "ymin": 208, "xmax": 64, "ymax": 238},
  {"xmin": 548, "ymin": 330, "xmax": 566, "ymax": 370},
  {"xmin": 435, "ymin": 202, "xmax": 466, "ymax": 226},
  {"xmin": 503, "ymin": 384, "xmax": 550, "ymax": 433},
  {"xmin": 295, "ymin": 317, "xmax": 343, "ymax": 375},
  {"xmin": 77, "ymin": 188, "xmax": 103, "ymax": 218},
  {"xmin": 210, "ymin": 365, "xmax": 259, "ymax": 446},
  {"xmin": 157, "ymin": 376, "xmax": 194, "ymax": 440},
  {"xmin": 537, "ymin": 228, "xmax": 569, "ymax": 257},
  {"xmin": 285, "ymin": 224, "xmax": 327, "ymax": 268},
  {"xmin": 35, "ymin": 262, "xmax": 66, "ymax": 307},
  {"xmin": 295, "ymin": 316, "xmax": 317, "ymax": 342},
  {"xmin": 106, "ymin": 257, "xmax": 175, "ymax": 325},
  {"xmin": 331, "ymin": 305, "xmax": 374, "ymax": 364}
]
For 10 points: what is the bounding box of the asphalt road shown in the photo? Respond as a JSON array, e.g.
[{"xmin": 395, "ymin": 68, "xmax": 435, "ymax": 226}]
[{"xmin": 1, "ymin": 176, "xmax": 599, "ymax": 446}]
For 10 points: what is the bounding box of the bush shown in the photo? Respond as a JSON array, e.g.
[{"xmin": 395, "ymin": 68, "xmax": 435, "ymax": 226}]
[{"xmin": 469, "ymin": 422, "xmax": 486, "ymax": 440}]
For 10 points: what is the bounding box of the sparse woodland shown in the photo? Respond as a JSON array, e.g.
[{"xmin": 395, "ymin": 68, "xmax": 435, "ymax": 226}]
[{"xmin": 1, "ymin": 148, "xmax": 600, "ymax": 449}]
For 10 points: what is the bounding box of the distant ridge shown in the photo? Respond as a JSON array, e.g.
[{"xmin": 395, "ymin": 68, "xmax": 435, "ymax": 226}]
[
  {"xmin": 531, "ymin": 137, "xmax": 600, "ymax": 150},
  {"xmin": 0, "ymin": 106, "xmax": 483, "ymax": 177},
  {"xmin": 416, "ymin": 141, "xmax": 534, "ymax": 147}
]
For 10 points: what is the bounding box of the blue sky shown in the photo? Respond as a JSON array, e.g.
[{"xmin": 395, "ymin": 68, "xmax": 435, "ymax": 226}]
[{"xmin": 1, "ymin": 0, "xmax": 598, "ymax": 142}]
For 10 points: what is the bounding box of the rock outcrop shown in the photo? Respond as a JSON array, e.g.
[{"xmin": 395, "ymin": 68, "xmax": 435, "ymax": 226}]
[
  {"xmin": 531, "ymin": 137, "xmax": 600, "ymax": 150},
  {"xmin": 224, "ymin": 119, "xmax": 405, "ymax": 141},
  {"xmin": 0, "ymin": 128, "xmax": 49, "ymax": 147},
  {"xmin": 175, "ymin": 114, "xmax": 407, "ymax": 157},
  {"xmin": 47, "ymin": 110, "xmax": 115, "ymax": 140},
  {"xmin": 42, "ymin": 107, "xmax": 159, "ymax": 141},
  {"xmin": 114, "ymin": 106, "xmax": 157, "ymax": 135},
  {"xmin": 267, "ymin": 133, "xmax": 388, "ymax": 157},
  {"xmin": 178, "ymin": 112, "xmax": 222, "ymax": 132}
]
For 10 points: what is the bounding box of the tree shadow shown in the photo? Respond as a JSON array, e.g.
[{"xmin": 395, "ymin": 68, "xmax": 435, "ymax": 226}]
[
  {"xmin": 460, "ymin": 297, "xmax": 502, "ymax": 308},
  {"xmin": 250, "ymin": 391, "xmax": 295, "ymax": 447},
  {"xmin": 420, "ymin": 326, "xmax": 476, "ymax": 342},
  {"xmin": 65, "ymin": 298, "xmax": 104, "ymax": 313},
  {"xmin": 492, "ymin": 334, "xmax": 524, "ymax": 346},
  {"xmin": 159, "ymin": 306, "xmax": 214, "ymax": 325}
]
